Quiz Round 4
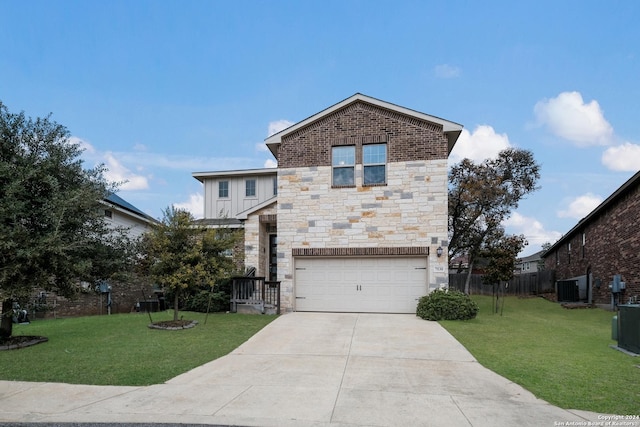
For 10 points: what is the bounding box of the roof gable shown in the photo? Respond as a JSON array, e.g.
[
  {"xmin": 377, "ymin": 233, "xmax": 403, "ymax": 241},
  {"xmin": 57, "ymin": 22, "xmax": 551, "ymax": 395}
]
[{"xmin": 265, "ymin": 93, "xmax": 463, "ymax": 157}]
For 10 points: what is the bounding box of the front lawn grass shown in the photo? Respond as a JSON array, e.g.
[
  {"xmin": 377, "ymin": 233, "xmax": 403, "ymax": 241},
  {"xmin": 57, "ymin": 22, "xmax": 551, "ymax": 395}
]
[
  {"xmin": 0, "ymin": 311, "xmax": 275, "ymax": 386},
  {"xmin": 440, "ymin": 296, "xmax": 639, "ymax": 415}
]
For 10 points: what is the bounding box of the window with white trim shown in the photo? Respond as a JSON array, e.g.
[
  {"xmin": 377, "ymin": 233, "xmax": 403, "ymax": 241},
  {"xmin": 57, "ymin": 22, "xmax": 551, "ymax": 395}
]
[
  {"xmin": 332, "ymin": 146, "xmax": 355, "ymax": 186},
  {"xmin": 218, "ymin": 181, "xmax": 229, "ymax": 198},
  {"xmin": 363, "ymin": 143, "xmax": 387, "ymax": 185},
  {"xmin": 245, "ymin": 179, "xmax": 256, "ymax": 197}
]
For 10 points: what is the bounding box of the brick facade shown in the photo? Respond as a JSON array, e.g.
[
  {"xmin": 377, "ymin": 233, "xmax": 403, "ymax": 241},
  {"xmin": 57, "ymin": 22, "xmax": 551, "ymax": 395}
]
[
  {"xmin": 33, "ymin": 280, "xmax": 156, "ymax": 319},
  {"xmin": 278, "ymin": 102, "xmax": 448, "ymax": 168},
  {"xmin": 544, "ymin": 172, "xmax": 640, "ymax": 307}
]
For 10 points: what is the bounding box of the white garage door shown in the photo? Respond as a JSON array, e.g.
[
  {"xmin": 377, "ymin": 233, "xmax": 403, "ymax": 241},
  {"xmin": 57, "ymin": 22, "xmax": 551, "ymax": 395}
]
[{"xmin": 294, "ymin": 257, "xmax": 428, "ymax": 313}]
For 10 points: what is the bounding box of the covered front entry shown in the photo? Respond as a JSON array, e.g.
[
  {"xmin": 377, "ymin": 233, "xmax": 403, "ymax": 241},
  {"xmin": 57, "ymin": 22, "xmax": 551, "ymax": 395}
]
[{"xmin": 294, "ymin": 257, "xmax": 428, "ymax": 313}]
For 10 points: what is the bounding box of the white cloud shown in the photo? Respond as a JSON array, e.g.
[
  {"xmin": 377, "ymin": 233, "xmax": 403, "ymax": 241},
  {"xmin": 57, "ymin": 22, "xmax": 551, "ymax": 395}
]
[
  {"xmin": 103, "ymin": 152, "xmax": 149, "ymax": 190},
  {"xmin": 71, "ymin": 136, "xmax": 96, "ymax": 154},
  {"xmin": 73, "ymin": 136, "xmax": 150, "ymax": 190},
  {"xmin": 268, "ymin": 119, "xmax": 294, "ymax": 136},
  {"xmin": 503, "ymin": 212, "xmax": 563, "ymax": 255},
  {"xmin": 434, "ymin": 64, "xmax": 461, "ymax": 79},
  {"xmin": 557, "ymin": 193, "xmax": 603, "ymax": 219},
  {"xmin": 602, "ymin": 142, "xmax": 640, "ymax": 171},
  {"xmin": 264, "ymin": 159, "xmax": 277, "ymax": 168},
  {"xmin": 449, "ymin": 125, "xmax": 512, "ymax": 164},
  {"xmin": 533, "ymin": 91, "xmax": 613, "ymax": 146},
  {"xmin": 256, "ymin": 142, "xmax": 269, "ymax": 152},
  {"xmin": 173, "ymin": 193, "xmax": 204, "ymax": 219}
]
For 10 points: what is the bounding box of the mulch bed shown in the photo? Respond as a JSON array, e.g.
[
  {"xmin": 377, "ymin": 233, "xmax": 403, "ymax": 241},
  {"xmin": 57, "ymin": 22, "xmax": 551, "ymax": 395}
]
[
  {"xmin": 0, "ymin": 335, "xmax": 49, "ymax": 351},
  {"xmin": 148, "ymin": 319, "xmax": 198, "ymax": 330},
  {"xmin": 561, "ymin": 302, "xmax": 595, "ymax": 309}
]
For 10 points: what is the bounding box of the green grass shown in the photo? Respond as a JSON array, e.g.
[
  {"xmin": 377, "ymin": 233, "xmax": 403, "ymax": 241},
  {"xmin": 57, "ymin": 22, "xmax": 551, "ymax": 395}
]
[
  {"xmin": 0, "ymin": 311, "xmax": 275, "ymax": 386},
  {"xmin": 440, "ymin": 296, "xmax": 639, "ymax": 414}
]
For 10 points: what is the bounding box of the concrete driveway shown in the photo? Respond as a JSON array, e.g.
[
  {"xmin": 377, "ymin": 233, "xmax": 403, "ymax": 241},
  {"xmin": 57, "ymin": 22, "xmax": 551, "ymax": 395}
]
[{"xmin": 0, "ymin": 313, "xmax": 608, "ymax": 426}]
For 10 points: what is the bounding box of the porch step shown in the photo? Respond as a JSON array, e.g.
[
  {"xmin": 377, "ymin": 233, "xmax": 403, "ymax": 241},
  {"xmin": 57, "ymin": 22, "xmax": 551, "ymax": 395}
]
[{"xmin": 234, "ymin": 302, "xmax": 278, "ymax": 315}]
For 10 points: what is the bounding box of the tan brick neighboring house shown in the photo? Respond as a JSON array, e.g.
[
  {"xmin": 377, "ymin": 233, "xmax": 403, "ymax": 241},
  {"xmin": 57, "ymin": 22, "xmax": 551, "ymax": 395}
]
[
  {"xmin": 193, "ymin": 93, "xmax": 463, "ymax": 313},
  {"xmin": 543, "ymin": 170, "xmax": 640, "ymax": 308}
]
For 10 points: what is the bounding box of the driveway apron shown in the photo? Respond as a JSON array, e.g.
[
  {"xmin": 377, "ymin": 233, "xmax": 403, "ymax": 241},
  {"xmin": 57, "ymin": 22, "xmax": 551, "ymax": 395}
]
[{"xmin": 0, "ymin": 313, "xmax": 608, "ymax": 426}]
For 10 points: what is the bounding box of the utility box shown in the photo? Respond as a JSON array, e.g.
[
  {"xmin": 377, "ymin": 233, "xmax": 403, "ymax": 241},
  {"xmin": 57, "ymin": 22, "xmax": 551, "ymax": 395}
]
[
  {"xmin": 557, "ymin": 280, "xmax": 579, "ymax": 302},
  {"xmin": 618, "ymin": 304, "xmax": 640, "ymax": 354},
  {"xmin": 611, "ymin": 275, "xmax": 626, "ymax": 293}
]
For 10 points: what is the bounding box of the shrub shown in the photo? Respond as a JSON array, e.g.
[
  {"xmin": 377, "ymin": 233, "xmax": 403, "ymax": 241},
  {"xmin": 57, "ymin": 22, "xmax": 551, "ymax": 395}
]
[
  {"xmin": 416, "ymin": 289, "xmax": 479, "ymax": 321},
  {"xmin": 183, "ymin": 290, "xmax": 230, "ymax": 313}
]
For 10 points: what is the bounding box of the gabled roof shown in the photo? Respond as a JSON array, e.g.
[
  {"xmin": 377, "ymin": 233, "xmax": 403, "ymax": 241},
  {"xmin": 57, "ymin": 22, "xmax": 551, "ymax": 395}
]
[
  {"xmin": 264, "ymin": 93, "xmax": 464, "ymax": 157},
  {"xmin": 543, "ymin": 170, "xmax": 640, "ymax": 257},
  {"xmin": 103, "ymin": 193, "xmax": 157, "ymax": 224},
  {"xmin": 192, "ymin": 167, "xmax": 277, "ymax": 183},
  {"xmin": 517, "ymin": 250, "xmax": 544, "ymax": 263},
  {"xmin": 236, "ymin": 197, "xmax": 277, "ymax": 220}
]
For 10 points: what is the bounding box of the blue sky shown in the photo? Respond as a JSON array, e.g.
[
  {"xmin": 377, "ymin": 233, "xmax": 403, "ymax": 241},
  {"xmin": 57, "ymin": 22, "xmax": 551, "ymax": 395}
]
[{"xmin": 2, "ymin": 1, "xmax": 639, "ymax": 256}]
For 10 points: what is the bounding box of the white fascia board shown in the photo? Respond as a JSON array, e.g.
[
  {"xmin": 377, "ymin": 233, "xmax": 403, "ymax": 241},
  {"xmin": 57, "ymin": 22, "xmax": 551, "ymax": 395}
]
[
  {"xmin": 236, "ymin": 197, "xmax": 277, "ymax": 220},
  {"xmin": 100, "ymin": 200, "xmax": 157, "ymax": 226},
  {"xmin": 192, "ymin": 167, "xmax": 278, "ymax": 182}
]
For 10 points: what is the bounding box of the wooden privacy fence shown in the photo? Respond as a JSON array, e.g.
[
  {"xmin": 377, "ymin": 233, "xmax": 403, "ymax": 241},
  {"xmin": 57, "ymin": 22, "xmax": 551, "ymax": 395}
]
[{"xmin": 448, "ymin": 270, "xmax": 556, "ymax": 296}]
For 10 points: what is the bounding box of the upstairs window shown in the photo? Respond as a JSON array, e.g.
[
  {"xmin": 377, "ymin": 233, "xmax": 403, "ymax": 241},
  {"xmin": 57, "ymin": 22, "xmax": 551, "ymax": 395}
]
[
  {"xmin": 246, "ymin": 179, "xmax": 256, "ymax": 197},
  {"xmin": 363, "ymin": 143, "xmax": 387, "ymax": 185},
  {"xmin": 332, "ymin": 146, "xmax": 355, "ymax": 186},
  {"xmin": 218, "ymin": 181, "xmax": 229, "ymax": 198},
  {"xmin": 104, "ymin": 209, "xmax": 112, "ymax": 219},
  {"xmin": 273, "ymin": 177, "xmax": 278, "ymax": 196}
]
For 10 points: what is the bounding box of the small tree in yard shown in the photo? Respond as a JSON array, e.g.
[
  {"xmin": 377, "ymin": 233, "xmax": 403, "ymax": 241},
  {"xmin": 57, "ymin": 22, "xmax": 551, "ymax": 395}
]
[
  {"xmin": 138, "ymin": 206, "xmax": 236, "ymax": 322},
  {"xmin": 0, "ymin": 101, "xmax": 134, "ymax": 339},
  {"xmin": 482, "ymin": 233, "xmax": 526, "ymax": 315}
]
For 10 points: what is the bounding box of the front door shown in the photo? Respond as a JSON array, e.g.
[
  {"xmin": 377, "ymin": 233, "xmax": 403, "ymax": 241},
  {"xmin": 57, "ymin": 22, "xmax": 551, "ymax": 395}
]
[{"xmin": 268, "ymin": 234, "xmax": 277, "ymax": 281}]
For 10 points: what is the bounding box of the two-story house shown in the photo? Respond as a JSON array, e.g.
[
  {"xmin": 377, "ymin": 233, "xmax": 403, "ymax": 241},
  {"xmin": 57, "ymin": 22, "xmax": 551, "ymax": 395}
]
[
  {"xmin": 543, "ymin": 170, "xmax": 640, "ymax": 308},
  {"xmin": 193, "ymin": 93, "xmax": 463, "ymax": 313},
  {"xmin": 515, "ymin": 250, "xmax": 544, "ymax": 275},
  {"xmin": 193, "ymin": 168, "xmax": 278, "ymax": 280}
]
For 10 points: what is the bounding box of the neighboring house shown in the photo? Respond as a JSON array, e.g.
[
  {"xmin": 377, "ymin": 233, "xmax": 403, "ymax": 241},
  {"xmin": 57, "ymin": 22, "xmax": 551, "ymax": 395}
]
[
  {"xmin": 193, "ymin": 93, "xmax": 463, "ymax": 313},
  {"xmin": 515, "ymin": 250, "xmax": 544, "ymax": 274},
  {"xmin": 542, "ymin": 171, "xmax": 640, "ymax": 308},
  {"xmin": 37, "ymin": 194, "xmax": 158, "ymax": 318},
  {"xmin": 103, "ymin": 193, "xmax": 157, "ymax": 239},
  {"xmin": 192, "ymin": 168, "xmax": 278, "ymax": 277}
]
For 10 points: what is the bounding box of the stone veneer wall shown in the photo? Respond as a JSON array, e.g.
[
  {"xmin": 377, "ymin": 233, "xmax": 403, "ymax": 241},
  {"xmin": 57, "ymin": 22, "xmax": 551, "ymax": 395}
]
[
  {"xmin": 277, "ymin": 159, "xmax": 449, "ymax": 311},
  {"xmin": 244, "ymin": 204, "xmax": 277, "ymax": 277}
]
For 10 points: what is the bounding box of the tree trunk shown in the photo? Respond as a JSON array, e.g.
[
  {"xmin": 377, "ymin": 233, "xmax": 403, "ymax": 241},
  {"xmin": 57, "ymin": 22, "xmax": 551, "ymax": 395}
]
[
  {"xmin": 1, "ymin": 299, "xmax": 14, "ymax": 339},
  {"xmin": 173, "ymin": 289, "xmax": 180, "ymax": 321},
  {"xmin": 464, "ymin": 259, "xmax": 475, "ymax": 295}
]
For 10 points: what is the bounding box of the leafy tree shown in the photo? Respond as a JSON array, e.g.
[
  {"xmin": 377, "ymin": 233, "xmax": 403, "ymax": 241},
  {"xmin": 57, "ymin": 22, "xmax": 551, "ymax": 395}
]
[
  {"xmin": 448, "ymin": 148, "xmax": 540, "ymax": 294},
  {"xmin": 0, "ymin": 101, "xmax": 132, "ymax": 338},
  {"xmin": 482, "ymin": 233, "xmax": 527, "ymax": 314},
  {"xmin": 537, "ymin": 242, "xmax": 552, "ymax": 271},
  {"xmin": 138, "ymin": 206, "xmax": 237, "ymax": 321}
]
